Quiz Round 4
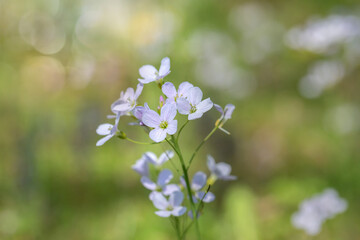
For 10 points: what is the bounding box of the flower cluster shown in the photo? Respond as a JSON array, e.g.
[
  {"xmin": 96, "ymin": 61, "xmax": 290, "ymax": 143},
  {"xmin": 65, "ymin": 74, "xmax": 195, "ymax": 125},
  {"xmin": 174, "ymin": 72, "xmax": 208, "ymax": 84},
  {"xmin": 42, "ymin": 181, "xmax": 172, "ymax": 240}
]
[
  {"xmin": 96, "ymin": 57, "xmax": 236, "ymax": 238},
  {"xmin": 291, "ymin": 188, "xmax": 347, "ymax": 235}
]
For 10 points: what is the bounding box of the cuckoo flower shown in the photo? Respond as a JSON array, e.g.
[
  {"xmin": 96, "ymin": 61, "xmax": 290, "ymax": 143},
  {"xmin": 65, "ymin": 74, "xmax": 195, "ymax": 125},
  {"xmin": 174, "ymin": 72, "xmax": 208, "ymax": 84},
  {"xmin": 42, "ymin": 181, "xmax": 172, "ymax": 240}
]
[
  {"xmin": 214, "ymin": 103, "xmax": 235, "ymax": 134},
  {"xmin": 181, "ymin": 172, "xmax": 215, "ymax": 203},
  {"xmin": 131, "ymin": 103, "xmax": 150, "ymax": 126},
  {"xmin": 144, "ymin": 150, "xmax": 174, "ymax": 168},
  {"xmin": 96, "ymin": 123, "xmax": 117, "ymax": 146},
  {"xmin": 132, "ymin": 154, "xmax": 149, "ymax": 177},
  {"xmin": 162, "ymin": 82, "xmax": 194, "ymax": 114},
  {"xmin": 179, "ymin": 87, "xmax": 213, "ymax": 120},
  {"xmin": 142, "ymin": 103, "xmax": 177, "ymax": 142},
  {"xmin": 112, "ymin": 83, "xmax": 143, "ymax": 114},
  {"xmin": 207, "ymin": 155, "xmax": 237, "ymax": 183},
  {"xmin": 141, "ymin": 169, "xmax": 180, "ymax": 198},
  {"xmin": 151, "ymin": 191, "xmax": 187, "ymax": 217},
  {"xmin": 138, "ymin": 57, "xmax": 171, "ymax": 84}
]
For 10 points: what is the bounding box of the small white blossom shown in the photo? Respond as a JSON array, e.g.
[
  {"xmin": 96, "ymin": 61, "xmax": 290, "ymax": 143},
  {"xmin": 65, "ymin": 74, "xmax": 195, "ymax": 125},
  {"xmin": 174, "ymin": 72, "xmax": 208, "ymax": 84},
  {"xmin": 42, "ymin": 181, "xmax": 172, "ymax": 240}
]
[
  {"xmin": 292, "ymin": 188, "xmax": 347, "ymax": 236},
  {"xmin": 141, "ymin": 169, "xmax": 180, "ymax": 198},
  {"xmin": 151, "ymin": 191, "xmax": 187, "ymax": 217},
  {"xmin": 207, "ymin": 155, "xmax": 237, "ymax": 182},
  {"xmin": 138, "ymin": 57, "xmax": 171, "ymax": 84},
  {"xmin": 132, "ymin": 155, "xmax": 149, "ymax": 177},
  {"xmin": 180, "ymin": 171, "xmax": 215, "ymax": 203},
  {"xmin": 142, "ymin": 103, "xmax": 178, "ymax": 142},
  {"xmin": 144, "ymin": 150, "xmax": 174, "ymax": 168},
  {"xmin": 96, "ymin": 123, "xmax": 117, "ymax": 146}
]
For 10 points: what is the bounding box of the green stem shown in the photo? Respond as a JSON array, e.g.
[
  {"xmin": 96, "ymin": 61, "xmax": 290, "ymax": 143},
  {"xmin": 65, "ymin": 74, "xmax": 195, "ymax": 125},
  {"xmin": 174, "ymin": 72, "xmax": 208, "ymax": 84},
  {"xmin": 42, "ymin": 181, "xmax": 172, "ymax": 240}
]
[
  {"xmin": 187, "ymin": 126, "xmax": 218, "ymax": 170},
  {"xmin": 167, "ymin": 136, "xmax": 201, "ymax": 240},
  {"xmin": 121, "ymin": 136, "xmax": 168, "ymax": 145},
  {"xmin": 174, "ymin": 217, "xmax": 181, "ymax": 240}
]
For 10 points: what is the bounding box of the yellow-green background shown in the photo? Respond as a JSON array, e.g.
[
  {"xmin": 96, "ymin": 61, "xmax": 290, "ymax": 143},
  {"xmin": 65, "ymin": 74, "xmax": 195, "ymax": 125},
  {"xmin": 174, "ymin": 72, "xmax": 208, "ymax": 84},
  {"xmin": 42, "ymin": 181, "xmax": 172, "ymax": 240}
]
[{"xmin": 0, "ymin": 0, "xmax": 359, "ymax": 239}]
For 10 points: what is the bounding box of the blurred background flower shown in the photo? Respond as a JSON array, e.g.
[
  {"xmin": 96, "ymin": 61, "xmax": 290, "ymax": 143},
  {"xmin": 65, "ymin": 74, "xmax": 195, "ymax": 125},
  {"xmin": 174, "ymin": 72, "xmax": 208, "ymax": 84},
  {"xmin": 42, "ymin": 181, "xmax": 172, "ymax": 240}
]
[{"xmin": 0, "ymin": 0, "xmax": 359, "ymax": 239}]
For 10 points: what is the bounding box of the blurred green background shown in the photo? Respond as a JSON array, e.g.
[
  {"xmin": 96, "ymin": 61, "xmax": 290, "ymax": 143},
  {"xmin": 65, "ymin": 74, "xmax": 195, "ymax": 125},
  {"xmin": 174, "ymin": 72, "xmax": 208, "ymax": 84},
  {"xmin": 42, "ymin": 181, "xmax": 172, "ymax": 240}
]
[{"xmin": 1, "ymin": 0, "xmax": 360, "ymax": 239}]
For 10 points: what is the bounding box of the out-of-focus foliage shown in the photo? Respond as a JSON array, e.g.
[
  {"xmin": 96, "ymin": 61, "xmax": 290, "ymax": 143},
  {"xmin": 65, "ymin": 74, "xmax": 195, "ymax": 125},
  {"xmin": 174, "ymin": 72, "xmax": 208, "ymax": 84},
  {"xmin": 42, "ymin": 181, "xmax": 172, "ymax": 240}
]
[{"xmin": 0, "ymin": 0, "xmax": 359, "ymax": 239}]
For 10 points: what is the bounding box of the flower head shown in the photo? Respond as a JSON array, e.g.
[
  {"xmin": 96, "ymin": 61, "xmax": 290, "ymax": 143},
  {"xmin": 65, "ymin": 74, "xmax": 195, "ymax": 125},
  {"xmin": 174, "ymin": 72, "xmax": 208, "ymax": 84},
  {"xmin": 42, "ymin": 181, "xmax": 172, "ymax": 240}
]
[
  {"xmin": 141, "ymin": 169, "xmax": 180, "ymax": 198},
  {"xmin": 138, "ymin": 57, "xmax": 171, "ymax": 84},
  {"xmin": 142, "ymin": 103, "xmax": 178, "ymax": 142},
  {"xmin": 96, "ymin": 123, "xmax": 117, "ymax": 146},
  {"xmin": 144, "ymin": 150, "xmax": 174, "ymax": 168},
  {"xmin": 132, "ymin": 154, "xmax": 149, "ymax": 177},
  {"xmin": 162, "ymin": 81, "xmax": 194, "ymax": 110},
  {"xmin": 151, "ymin": 191, "xmax": 187, "ymax": 217},
  {"xmin": 207, "ymin": 155, "xmax": 237, "ymax": 183},
  {"xmin": 111, "ymin": 83, "xmax": 143, "ymax": 113},
  {"xmin": 214, "ymin": 103, "xmax": 235, "ymax": 121},
  {"xmin": 131, "ymin": 102, "xmax": 150, "ymax": 126},
  {"xmin": 180, "ymin": 171, "xmax": 215, "ymax": 203},
  {"xmin": 177, "ymin": 86, "xmax": 213, "ymax": 120}
]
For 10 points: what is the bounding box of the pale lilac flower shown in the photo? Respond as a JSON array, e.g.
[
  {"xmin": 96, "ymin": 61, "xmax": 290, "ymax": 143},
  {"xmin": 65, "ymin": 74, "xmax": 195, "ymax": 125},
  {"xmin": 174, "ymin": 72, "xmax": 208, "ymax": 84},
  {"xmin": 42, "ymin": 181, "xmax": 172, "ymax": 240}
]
[
  {"xmin": 151, "ymin": 191, "xmax": 187, "ymax": 217},
  {"xmin": 141, "ymin": 169, "xmax": 180, "ymax": 198},
  {"xmin": 181, "ymin": 171, "xmax": 215, "ymax": 203},
  {"xmin": 96, "ymin": 123, "xmax": 117, "ymax": 146},
  {"xmin": 111, "ymin": 83, "xmax": 144, "ymax": 113},
  {"xmin": 138, "ymin": 57, "xmax": 171, "ymax": 84},
  {"xmin": 142, "ymin": 103, "xmax": 178, "ymax": 142},
  {"xmin": 214, "ymin": 103, "xmax": 235, "ymax": 134},
  {"xmin": 130, "ymin": 103, "xmax": 150, "ymax": 125},
  {"xmin": 178, "ymin": 87, "xmax": 213, "ymax": 120},
  {"xmin": 162, "ymin": 82, "xmax": 194, "ymax": 113},
  {"xmin": 207, "ymin": 155, "xmax": 237, "ymax": 182},
  {"xmin": 132, "ymin": 154, "xmax": 149, "ymax": 177},
  {"xmin": 292, "ymin": 188, "xmax": 347, "ymax": 236},
  {"xmin": 144, "ymin": 150, "xmax": 174, "ymax": 168},
  {"xmin": 214, "ymin": 103, "xmax": 235, "ymax": 121}
]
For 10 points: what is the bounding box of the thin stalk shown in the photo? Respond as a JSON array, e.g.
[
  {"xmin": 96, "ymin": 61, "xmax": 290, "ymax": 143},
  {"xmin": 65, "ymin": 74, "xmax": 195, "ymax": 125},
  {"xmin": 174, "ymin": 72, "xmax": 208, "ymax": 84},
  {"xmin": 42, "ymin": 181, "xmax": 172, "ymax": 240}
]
[
  {"xmin": 166, "ymin": 136, "xmax": 201, "ymax": 240},
  {"xmin": 121, "ymin": 136, "xmax": 162, "ymax": 145},
  {"xmin": 187, "ymin": 126, "xmax": 218, "ymax": 170},
  {"xmin": 174, "ymin": 217, "xmax": 181, "ymax": 240}
]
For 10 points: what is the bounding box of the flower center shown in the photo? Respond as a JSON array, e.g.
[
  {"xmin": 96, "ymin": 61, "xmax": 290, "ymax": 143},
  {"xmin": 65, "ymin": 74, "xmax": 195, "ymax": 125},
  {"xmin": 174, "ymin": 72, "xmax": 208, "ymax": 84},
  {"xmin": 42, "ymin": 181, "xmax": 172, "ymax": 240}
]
[
  {"xmin": 190, "ymin": 104, "xmax": 197, "ymax": 113},
  {"xmin": 166, "ymin": 205, "xmax": 173, "ymax": 211},
  {"xmin": 160, "ymin": 121, "xmax": 168, "ymax": 129}
]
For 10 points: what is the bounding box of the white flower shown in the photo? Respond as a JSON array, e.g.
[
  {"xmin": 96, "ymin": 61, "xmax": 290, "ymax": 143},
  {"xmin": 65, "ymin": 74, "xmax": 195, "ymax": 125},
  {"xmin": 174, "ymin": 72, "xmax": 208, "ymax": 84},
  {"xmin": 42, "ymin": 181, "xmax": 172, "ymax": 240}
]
[
  {"xmin": 151, "ymin": 191, "xmax": 187, "ymax": 217},
  {"xmin": 162, "ymin": 82, "xmax": 194, "ymax": 113},
  {"xmin": 207, "ymin": 155, "xmax": 237, "ymax": 182},
  {"xmin": 214, "ymin": 103, "xmax": 235, "ymax": 121},
  {"xmin": 144, "ymin": 150, "xmax": 174, "ymax": 168},
  {"xmin": 141, "ymin": 169, "xmax": 180, "ymax": 198},
  {"xmin": 177, "ymin": 86, "xmax": 213, "ymax": 120},
  {"xmin": 292, "ymin": 188, "xmax": 347, "ymax": 236},
  {"xmin": 111, "ymin": 83, "xmax": 143, "ymax": 113},
  {"xmin": 96, "ymin": 123, "xmax": 117, "ymax": 146},
  {"xmin": 132, "ymin": 154, "xmax": 149, "ymax": 177},
  {"xmin": 138, "ymin": 57, "xmax": 171, "ymax": 84},
  {"xmin": 180, "ymin": 171, "xmax": 215, "ymax": 203},
  {"xmin": 142, "ymin": 103, "xmax": 178, "ymax": 142}
]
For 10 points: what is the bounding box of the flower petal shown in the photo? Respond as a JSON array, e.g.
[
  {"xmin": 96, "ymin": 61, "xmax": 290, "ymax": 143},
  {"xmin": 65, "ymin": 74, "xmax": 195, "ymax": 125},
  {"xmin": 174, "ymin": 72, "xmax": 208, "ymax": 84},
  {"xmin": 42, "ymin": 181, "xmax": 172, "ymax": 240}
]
[
  {"xmin": 149, "ymin": 128, "xmax": 167, "ymax": 142},
  {"xmin": 187, "ymin": 87, "xmax": 203, "ymax": 105},
  {"xmin": 169, "ymin": 191, "xmax": 184, "ymax": 207},
  {"xmin": 112, "ymin": 100, "xmax": 132, "ymax": 112},
  {"xmin": 140, "ymin": 176, "xmax": 157, "ymax": 191},
  {"xmin": 176, "ymin": 98, "xmax": 191, "ymax": 115},
  {"xmin": 162, "ymin": 82, "xmax": 177, "ymax": 99},
  {"xmin": 196, "ymin": 98, "xmax": 213, "ymax": 113},
  {"xmin": 224, "ymin": 104, "xmax": 235, "ymax": 120},
  {"xmin": 188, "ymin": 111, "xmax": 203, "ymax": 120},
  {"xmin": 171, "ymin": 206, "xmax": 187, "ymax": 217},
  {"xmin": 207, "ymin": 155, "xmax": 216, "ymax": 172},
  {"xmin": 138, "ymin": 78, "xmax": 155, "ymax": 84},
  {"xmin": 159, "ymin": 57, "xmax": 170, "ymax": 77},
  {"xmin": 158, "ymin": 150, "xmax": 174, "ymax": 165},
  {"xmin": 155, "ymin": 210, "xmax": 172, "ymax": 217},
  {"xmin": 196, "ymin": 191, "xmax": 215, "ymax": 203},
  {"xmin": 151, "ymin": 192, "xmax": 168, "ymax": 210},
  {"xmin": 131, "ymin": 157, "xmax": 149, "ymax": 177},
  {"xmin": 166, "ymin": 120, "xmax": 177, "ymax": 135},
  {"xmin": 123, "ymin": 87, "xmax": 135, "ymax": 100},
  {"xmin": 142, "ymin": 110, "xmax": 161, "ymax": 128},
  {"xmin": 178, "ymin": 82, "xmax": 193, "ymax": 98},
  {"xmin": 163, "ymin": 184, "xmax": 181, "ymax": 195},
  {"xmin": 134, "ymin": 83, "xmax": 144, "ymax": 100},
  {"xmin": 157, "ymin": 169, "xmax": 173, "ymax": 187},
  {"xmin": 143, "ymin": 152, "xmax": 158, "ymax": 165},
  {"xmin": 160, "ymin": 103, "xmax": 177, "ymax": 121},
  {"xmin": 191, "ymin": 171, "xmax": 207, "ymax": 191},
  {"xmin": 215, "ymin": 162, "xmax": 232, "ymax": 177},
  {"xmin": 96, "ymin": 123, "xmax": 112, "ymax": 135},
  {"xmin": 96, "ymin": 134, "xmax": 113, "ymax": 146},
  {"xmin": 139, "ymin": 65, "xmax": 157, "ymax": 79},
  {"xmin": 214, "ymin": 104, "xmax": 224, "ymax": 114}
]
